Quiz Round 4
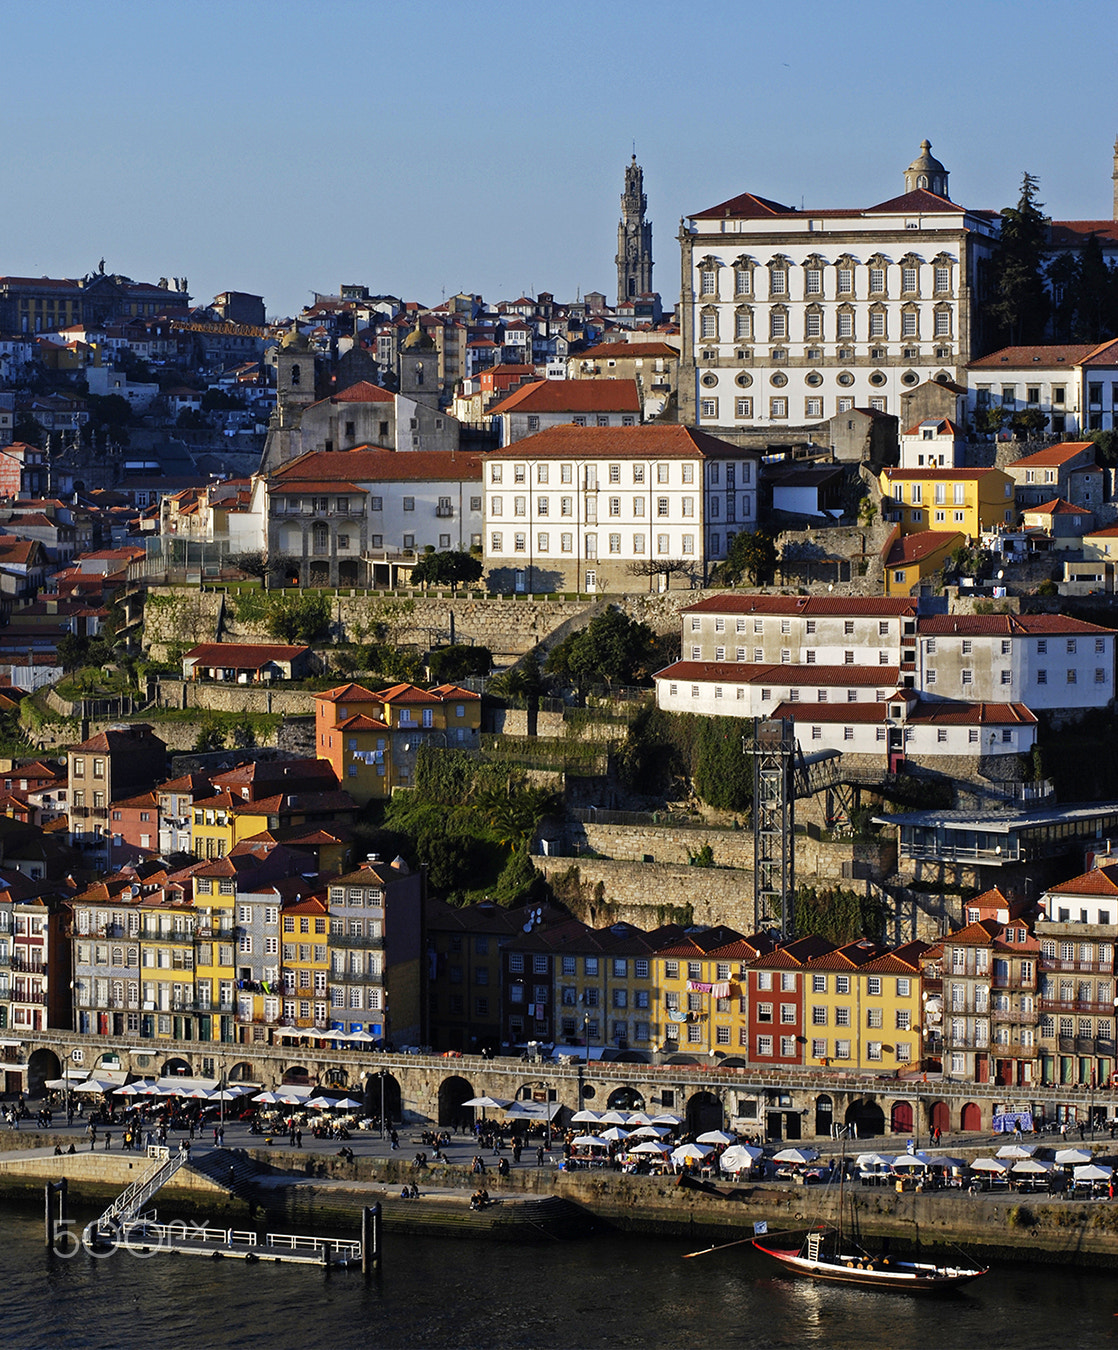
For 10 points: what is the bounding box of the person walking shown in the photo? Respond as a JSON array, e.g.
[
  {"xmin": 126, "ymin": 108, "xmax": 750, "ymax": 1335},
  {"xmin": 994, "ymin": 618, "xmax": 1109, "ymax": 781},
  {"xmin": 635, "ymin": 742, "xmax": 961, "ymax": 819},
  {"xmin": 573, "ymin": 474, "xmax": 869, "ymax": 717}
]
[{"xmin": 536, "ymin": 1145, "xmax": 545, "ymax": 1168}]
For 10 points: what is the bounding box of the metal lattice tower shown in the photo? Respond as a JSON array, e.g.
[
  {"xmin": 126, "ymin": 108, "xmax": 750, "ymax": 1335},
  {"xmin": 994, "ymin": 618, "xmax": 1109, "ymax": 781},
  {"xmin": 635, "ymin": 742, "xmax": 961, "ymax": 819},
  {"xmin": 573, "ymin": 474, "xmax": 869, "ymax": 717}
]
[{"xmin": 745, "ymin": 718, "xmax": 796, "ymax": 938}]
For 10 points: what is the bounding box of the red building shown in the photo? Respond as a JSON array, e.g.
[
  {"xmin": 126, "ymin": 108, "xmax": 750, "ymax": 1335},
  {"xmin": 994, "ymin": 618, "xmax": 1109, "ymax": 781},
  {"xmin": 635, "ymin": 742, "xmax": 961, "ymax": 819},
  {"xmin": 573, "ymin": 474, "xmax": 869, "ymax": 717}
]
[{"xmin": 745, "ymin": 936, "xmax": 833, "ymax": 1070}]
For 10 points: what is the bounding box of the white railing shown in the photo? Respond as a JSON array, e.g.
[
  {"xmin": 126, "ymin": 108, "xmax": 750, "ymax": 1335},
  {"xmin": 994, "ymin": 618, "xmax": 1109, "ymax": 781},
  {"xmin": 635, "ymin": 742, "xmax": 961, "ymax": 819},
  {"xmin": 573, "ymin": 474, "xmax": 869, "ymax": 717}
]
[
  {"xmin": 266, "ymin": 1232, "xmax": 362, "ymax": 1258},
  {"xmin": 84, "ymin": 1149, "xmax": 188, "ymax": 1245}
]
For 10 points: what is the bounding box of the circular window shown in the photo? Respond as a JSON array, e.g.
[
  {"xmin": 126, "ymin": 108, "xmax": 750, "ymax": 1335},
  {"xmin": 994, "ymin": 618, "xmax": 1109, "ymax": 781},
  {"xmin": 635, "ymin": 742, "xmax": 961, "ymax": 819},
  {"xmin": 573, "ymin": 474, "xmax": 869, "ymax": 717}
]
[
  {"xmin": 770, "ymin": 372, "xmax": 787, "ymax": 387},
  {"xmin": 837, "ymin": 371, "xmax": 855, "ymax": 387},
  {"xmin": 805, "ymin": 371, "xmax": 823, "ymax": 387},
  {"xmin": 901, "ymin": 370, "xmax": 920, "ymax": 386},
  {"xmin": 700, "ymin": 372, "xmax": 718, "ymax": 388},
  {"xmin": 735, "ymin": 372, "xmax": 752, "ymax": 388},
  {"xmin": 869, "ymin": 371, "xmax": 887, "ymax": 387}
]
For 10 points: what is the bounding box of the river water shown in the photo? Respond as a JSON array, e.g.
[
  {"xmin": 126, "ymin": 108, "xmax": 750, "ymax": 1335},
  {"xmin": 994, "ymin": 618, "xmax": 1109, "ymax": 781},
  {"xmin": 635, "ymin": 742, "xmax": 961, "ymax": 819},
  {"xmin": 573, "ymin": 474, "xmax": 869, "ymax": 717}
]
[{"xmin": 2, "ymin": 1207, "xmax": 1114, "ymax": 1349}]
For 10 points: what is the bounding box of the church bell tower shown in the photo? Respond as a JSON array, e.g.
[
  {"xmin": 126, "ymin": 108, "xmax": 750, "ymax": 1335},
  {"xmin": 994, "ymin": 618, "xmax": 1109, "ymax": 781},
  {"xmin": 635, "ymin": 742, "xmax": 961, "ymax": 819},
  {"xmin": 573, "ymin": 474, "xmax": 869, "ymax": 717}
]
[{"xmin": 616, "ymin": 155, "xmax": 653, "ymax": 305}]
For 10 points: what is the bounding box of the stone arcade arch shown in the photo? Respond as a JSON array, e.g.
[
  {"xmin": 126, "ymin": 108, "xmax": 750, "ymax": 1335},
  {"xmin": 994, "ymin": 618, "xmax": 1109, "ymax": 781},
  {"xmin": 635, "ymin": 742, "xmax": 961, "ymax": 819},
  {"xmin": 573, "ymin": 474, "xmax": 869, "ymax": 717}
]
[
  {"xmin": 845, "ymin": 1097, "xmax": 885, "ymax": 1139},
  {"xmin": 438, "ymin": 1075, "xmax": 475, "ymax": 1126},
  {"xmin": 606, "ymin": 1085, "xmax": 645, "ymax": 1112},
  {"xmin": 930, "ymin": 1101, "xmax": 950, "ymax": 1136},
  {"xmin": 161, "ymin": 1057, "xmax": 192, "ymax": 1078},
  {"xmin": 686, "ymin": 1090, "xmax": 723, "ymax": 1135},
  {"xmin": 228, "ymin": 1062, "xmax": 255, "ymax": 1082},
  {"xmin": 366, "ymin": 1071, "xmax": 401, "ymax": 1123},
  {"xmin": 26, "ymin": 1048, "xmax": 60, "ymax": 1095},
  {"xmin": 961, "ymin": 1102, "xmax": 982, "ymax": 1133},
  {"xmin": 322, "ymin": 1067, "xmax": 348, "ymax": 1088},
  {"xmin": 815, "ymin": 1094, "xmax": 833, "ymax": 1137},
  {"xmin": 890, "ymin": 1100, "xmax": 914, "ymax": 1134},
  {"xmin": 282, "ymin": 1064, "xmax": 312, "ymax": 1085}
]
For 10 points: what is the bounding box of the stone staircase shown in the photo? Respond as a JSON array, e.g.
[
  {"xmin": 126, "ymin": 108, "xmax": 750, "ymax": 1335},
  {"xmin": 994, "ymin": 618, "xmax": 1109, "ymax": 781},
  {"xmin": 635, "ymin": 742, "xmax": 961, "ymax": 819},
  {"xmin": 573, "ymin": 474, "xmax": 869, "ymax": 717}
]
[{"xmin": 186, "ymin": 1147, "xmax": 261, "ymax": 1202}]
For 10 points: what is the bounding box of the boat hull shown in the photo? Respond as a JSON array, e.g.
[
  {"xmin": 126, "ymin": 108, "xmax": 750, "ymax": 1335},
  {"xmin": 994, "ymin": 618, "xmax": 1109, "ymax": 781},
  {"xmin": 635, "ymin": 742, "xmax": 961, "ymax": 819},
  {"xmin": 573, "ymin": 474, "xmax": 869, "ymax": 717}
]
[{"xmin": 753, "ymin": 1242, "xmax": 988, "ymax": 1294}]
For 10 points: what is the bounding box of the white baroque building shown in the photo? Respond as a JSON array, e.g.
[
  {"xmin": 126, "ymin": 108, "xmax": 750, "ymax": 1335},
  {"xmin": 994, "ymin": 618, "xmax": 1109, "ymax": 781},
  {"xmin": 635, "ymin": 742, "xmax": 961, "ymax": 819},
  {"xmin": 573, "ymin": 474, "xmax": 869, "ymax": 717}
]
[{"xmin": 677, "ymin": 142, "xmax": 999, "ymax": 435}]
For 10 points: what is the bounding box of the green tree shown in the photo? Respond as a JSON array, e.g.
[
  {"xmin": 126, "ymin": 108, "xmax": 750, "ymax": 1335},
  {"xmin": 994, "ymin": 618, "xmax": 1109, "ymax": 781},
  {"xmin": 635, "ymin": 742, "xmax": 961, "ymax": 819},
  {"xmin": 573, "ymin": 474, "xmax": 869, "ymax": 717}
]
[
  {"xmin": 1010, "ymin": 408, "xmax": 1048, "ymax": 439},
  {"xmin": 986, "ymin": 172, "xmax": 1050, "ymax": 347},
  {"xmin": 12, "ymin": 412, "xmax": 45, "ymax": 446},
  {"xmin": 617, "ymin": 701, "xmax": 685, "ymax": 796},
  {"xmin": 693, "ymin": 718, "xmax": 753, "ymax": 811},
  {"xmin": 545, "ymin": 606, "xmax": 659, "ymax": 690},
  {"xmin": 1070, "ymin": 232, "xmax": 1118, "ymax": 343},
  {"xmin": 266, "ymin": 592, "xmax": 331, "ymax": 644},
  {"xmin": 975, "ymin": 404, "xmax": 1010, "ymax": 439},
  {"xmin": 410, "ymin": 550, "xmax": 483, "ymax": 592},
  {"xmin": 792, "ymin": 884, "xmax": 886, "ymax": 943},
  {"xmin": 193, "ymin": 717, "xmax": 226, "ymax": 752},
  {"xmin": 492, "ymin": 844, "xmax": 549, "ymax": 907},
  {"xmin": 711, "ymin": 529, "xmax": 779, "ymax": 586},
  {"xmin": 427, "ymin": 644, "xmax": 491, "ymax": 683}
]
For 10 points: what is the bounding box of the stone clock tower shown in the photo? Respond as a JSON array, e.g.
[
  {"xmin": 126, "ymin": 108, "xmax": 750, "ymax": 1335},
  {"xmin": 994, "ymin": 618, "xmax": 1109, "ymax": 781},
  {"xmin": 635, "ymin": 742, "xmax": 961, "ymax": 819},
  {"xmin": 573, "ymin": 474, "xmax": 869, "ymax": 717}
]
[{"xmin": 616, "ymin": 154, "xmax": 653, "ymax": 305}]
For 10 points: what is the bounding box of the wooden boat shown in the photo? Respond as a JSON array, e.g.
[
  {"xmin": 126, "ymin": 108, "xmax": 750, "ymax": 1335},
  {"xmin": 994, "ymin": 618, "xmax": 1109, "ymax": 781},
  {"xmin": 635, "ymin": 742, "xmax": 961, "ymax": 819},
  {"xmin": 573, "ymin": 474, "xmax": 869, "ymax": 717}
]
[
  {"xmin": 752, "ymin": 1227, "xmax": 988, "ymax": 1292},
  {"xmin": 752, "ymin": 1136, "xmax": 987, "ymax": 1293}
]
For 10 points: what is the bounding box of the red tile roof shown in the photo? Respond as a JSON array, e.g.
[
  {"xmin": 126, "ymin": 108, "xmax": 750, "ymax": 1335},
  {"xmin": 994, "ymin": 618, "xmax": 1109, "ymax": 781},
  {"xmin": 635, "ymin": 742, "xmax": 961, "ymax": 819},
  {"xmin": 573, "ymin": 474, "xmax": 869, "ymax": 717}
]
[
  {"xmin": 881, "ymin": 467, "xmax": 999, "ymax": 481},
  {"xmin": 315, "ymin": 683, "xmax": 383, "ymax": 705},
  {"xmin": 487, "ymin": 424, "xmax": 748, "ymax": 461},
  {"xmin": 655, "ymin": 661, "xmax": 899, "ymax": 686},
  {"xmin": 917, "ymin": 614, "xmax": 1115, "ymax": 636},
  {"xmin": 306, "ymin": 380, "xmax": 394, "ymax": 408},
  {"xmin": 1045, "ymin": 864, "xmax": 1118, "ymax": 897},
  {"xmin": 864, "ymin": 188, "xmax": 965, "ymax": 214},
  {"xmin": 682, "ymin": 595, "xmax": 916, "ymax": 617},
  {"xmin": 272, "ymin": 449, "xmax": 483, "ymax": 483},
  {"xmin": 575, "ymin": 342, "xmax": 679, "ymax": 359},
  {"xmin": 184, "ymin": 643, "xmax": 309, "ymax": 667},
  {"xmin": 905, "ymin": 702, "xmax": 1036, "ymax": 727},
  {"xmin": 269, "ymin": 480, "xmax": 367, "ymax": 495},
  {"xmin": 969, "ymin": 344, "xmax": 1098, "ymax": 369},
  {"xmin": 884, "ymin": 530, "xmax": 963, "ymax": 567},
  {"xmin": 1022, "ymin": 498, "xmax": 1087, "ymax": 517},
  {"xmin": 488, "ymin": 379, "xmax": 641, "ymax": 415},
  {"xmin": 1007, "ymin": 441, "xmax": 1095, "ymax": 469}
]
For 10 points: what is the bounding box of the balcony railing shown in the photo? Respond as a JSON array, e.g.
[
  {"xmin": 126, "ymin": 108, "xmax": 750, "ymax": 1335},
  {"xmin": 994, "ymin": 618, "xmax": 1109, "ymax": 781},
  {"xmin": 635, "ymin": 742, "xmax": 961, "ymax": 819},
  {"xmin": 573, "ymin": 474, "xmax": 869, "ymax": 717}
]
[
  {"xmin": 1042, "ymin": 960, "xmax": 1113, "ymax": 975},
  {"xmin": 991, "ymin": 1006, "xmax": 1040, "ymax": 1024},
  {"xmin": 1041, "ymin": 999, "xmax": 1115, "ymax": 1015},
  {"xmin": 328, "ymin": 970, "xmax": 384, "ymax": 987},
  {"xmin": 10, "ymin": 957, "xmax": 45, "ymax": 974},
  {"xmin": 328, "ymin": 933, "xmax": 385, "ymax": 950}
]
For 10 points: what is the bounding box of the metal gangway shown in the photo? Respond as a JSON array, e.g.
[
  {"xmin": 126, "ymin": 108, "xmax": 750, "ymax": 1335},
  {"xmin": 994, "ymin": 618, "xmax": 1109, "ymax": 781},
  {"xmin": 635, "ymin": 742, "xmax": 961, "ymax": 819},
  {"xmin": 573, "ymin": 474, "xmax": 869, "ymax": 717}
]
[
  {"xmin": 82, "ymin": 1146, "xmax": 187, "ymax": 1248},
  {"xmin": 109, "ymin": 1219, "xmax": 362, "ymax": 1266}
]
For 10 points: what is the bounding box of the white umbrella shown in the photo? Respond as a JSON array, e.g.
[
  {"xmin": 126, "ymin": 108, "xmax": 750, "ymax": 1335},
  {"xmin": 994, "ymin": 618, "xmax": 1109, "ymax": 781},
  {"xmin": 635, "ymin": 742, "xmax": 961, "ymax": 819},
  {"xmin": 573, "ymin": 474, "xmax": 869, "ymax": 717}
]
[
  {"xmin": 315, "ymin": 1029, "xmax": 342, "ymax": 1041},
  {"xmin": 1055, "ymin": 1148, "xmax": 1094, "ymax": 1165},
  {"xmin": 773, "ymin": 1147, "xmax": 819, "ymax": 1165},
  {"xmin": 1011, "ymin": 1158, "xmax": 1053, "ymax": 1175},
  {"xmin": 599, "ymin": 1126, "xmax": 631, "ymax": 1142},
  {"xmin": 630, "ymin": 1140, "xmax": 672, "ymax": 1156},
  {"xmin": 342, "ymin": 1030, "xmax": 377, "ymax": 1043},
  {"xmin": 209, "ymin": 1089, "xmax": 238, "ymax": 1102},
  {"xmin": 305, "ymin": 1096, "xmax": 336, "ymax": 1109},
  {"xmin": 1074, "ymin": 1163, "xmax": 1113, "ymax": 1182},
  {"xmin": 571, "ymin": 1134, "xmax": 609, "ymax": 1149},
  {"xmin": 571, "ymin": 1109, "xmax": 601, "ymax": 1124},
  {"xmin": 630, "ymin": 1124, "xmax": 671, "ymax": 1139},
  {"xmin": 892, "ymin": 1151, "xmax": 935, "ymax": 1169},
  {"xmin": 252, "ymin": 1091, "xmax": 283, "ymax": 1104},
  {"xmin": 970, "ymin": 1157, "xmax": 1009, "ymax": 1174},
  {"xmin": 651, "ymin": 1113, "xmax": 682, "ymax": 1126},
  {"xmin": 73, "ymin": 1079, "xmax": 116, "ymax": 1095},
  {"xmin": 274, "ymin": 1093, "xmax": 305, "ymax": 1106},
  {"xmin": 136, "ymin": 1083, "xmax": 166, "ymax": 1097},
  {"xmin": 996, "ymin": 1143, "xmax": 1038, "ymax": 1159},
  {"xmin": 671, "ymin": 1143, "xmax": 713, "ymax": 1164},
  {"xmin": 697, "ymin": 1129, "xmax": 736, "ymax": 1146},
  {"xmin": 855, "ymin": 1152, "xmax": 892, "ymax": 1169},
  {"xmin": 333, "ymin": 1097, "xmax": 363, "ymax": 1109},
  {"xmin": 934, "ymin": 1156, "xmax": 968, "ymax": 1171},
  {"xmin": 720, "ymin": 1144, "xmax": 764, "ymax": 1173},
  {"xmin": 113, "ymin": 1083, "xmax": 143, "ymax": 1096},
  {"xmin": 178, "ymin": 1087, "xmax": 213, "ymax": 1100},
  {"xmin": 461, "ymin": 1096, "xmax": 512, "ymax": 1110},
  {"xmin": 598, "ymin": 1111, "xmax": 631, "ymax": 1125},
  {"xmin": 627, "ymin": 1112, "xmax": 653, "ymax": 1126}
]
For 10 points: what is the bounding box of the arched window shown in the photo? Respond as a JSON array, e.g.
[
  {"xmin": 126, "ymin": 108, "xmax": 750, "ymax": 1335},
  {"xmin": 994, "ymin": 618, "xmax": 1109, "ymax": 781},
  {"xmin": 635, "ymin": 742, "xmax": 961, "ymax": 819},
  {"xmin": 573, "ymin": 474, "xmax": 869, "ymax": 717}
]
[
  {"xmin": 803, "ymin": 304, "xmax": 824, "ymax": 341},
  {"xmin": 699, "ymin": 306, "xmax": 719, "ymax": 341},
  {"xmin": 734, "ymin": 307, "xmax": 753, "ymax": 340},
  {"xmin": 290, "ymin": 363, "xmax": 301, "ymax": 387}
]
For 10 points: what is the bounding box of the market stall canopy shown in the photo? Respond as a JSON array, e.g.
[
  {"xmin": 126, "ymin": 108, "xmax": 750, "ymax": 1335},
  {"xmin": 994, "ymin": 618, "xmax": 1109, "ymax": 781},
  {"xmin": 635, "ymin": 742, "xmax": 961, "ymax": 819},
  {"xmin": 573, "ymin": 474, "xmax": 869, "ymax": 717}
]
[
  {"xmin": 1055, "ymin": 1148, "xmax": 1094, "ymax": 1165},
  {"xmin": 461, "ymin": 1096, "xmax": 512, "ymax": 1110},
  {"xmin": 630, "ymin": 1140, "xmax": 672, "ymax": 1156},
  {"xmin": 571, "ymin": 1135, "xmax": 610, "ymax": 1149},
  {"xmin": 599, "ymin": 1127, "xmax": 631, "ymax": 1142},
  {"xmin": 772, "ymin": 1147, "xmax": 819, "ymax": 1165},
  {"xmin": 651, "ymin": 1113, "xmax": 683, "ymax": 1126},
  {"xmin": 720, "ymin": 1144, "xmax": 764, "ymax": 1173},
  {"xmin": 996, "ymin": 1143, "xmax": 1038, "ymax": 1159},
  {"xmin": 630, "ymin": 1125, "xmax": 672, "ymax": 1139},
  {"xmin": 697, "ymin": 1130, "xmax": 736, "ymax": 1146},
  {"xmin": 570, "ymin": 1110, "xmax": 602, "ymax": 1124},
  {"xmin": 1011, "ymin": 1158, "xmax": 1053, "ymax": 1175},
  {"xmin": 892, "ymin": 1151, "xmax": 936, "ymax": 1169},
  {"xmin": 1074, "ymin": 1163, "xmax": 1113, "ymax": 1181},
  {"xmin": 671, "ymin": 1144, "xmax": 714, "ymax": 1164},
  {"xmin": 970, "ymin": 1157, "xmax": 1010, "ymax": 1174}
]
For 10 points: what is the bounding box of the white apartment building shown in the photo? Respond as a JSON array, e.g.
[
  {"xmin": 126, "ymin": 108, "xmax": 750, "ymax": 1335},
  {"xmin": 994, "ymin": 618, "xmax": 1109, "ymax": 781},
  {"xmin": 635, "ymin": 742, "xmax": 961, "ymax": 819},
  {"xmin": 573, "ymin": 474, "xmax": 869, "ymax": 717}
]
[
  {"xmin": 486, "ymin": 379, "xmax": 642, "ymax": 446},
  {"xmin": 655, "ymin": 661, "xmax": 899, "ymax": 718},
  {"xmin": 915, "ymin": 614, "xmax": 1116, "ymax": 711},
  {"xmin": 678, "ymin": 142, "xmax": 999, "ymax": 432},
  {"xmin": 482, "ymin": 425, "xmax": 760, "ymax": 592},
  {"xmin": 226, "ymin": 448, "xmax": 484, "ymax": 588},
  {"xmin": 968, "ymin": 340, "xmax": 1118, "ymax": 437},
  {"xmin": 677, "ymin": 595, "xmax": 919, "ymax": 671}
]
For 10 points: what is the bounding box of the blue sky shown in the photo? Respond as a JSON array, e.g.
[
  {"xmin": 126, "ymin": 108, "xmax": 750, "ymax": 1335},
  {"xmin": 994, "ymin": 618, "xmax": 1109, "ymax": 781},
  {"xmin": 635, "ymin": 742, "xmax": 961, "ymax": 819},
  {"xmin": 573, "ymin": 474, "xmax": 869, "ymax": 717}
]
[{"xmin": 5, "ymin": 0, "xmax": 1116, "ymax": 317}]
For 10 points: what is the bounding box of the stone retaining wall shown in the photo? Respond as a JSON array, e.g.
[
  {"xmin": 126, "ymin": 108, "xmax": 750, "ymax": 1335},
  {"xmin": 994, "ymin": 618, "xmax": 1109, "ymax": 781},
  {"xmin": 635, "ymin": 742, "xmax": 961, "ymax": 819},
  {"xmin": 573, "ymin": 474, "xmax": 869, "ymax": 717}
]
[{"xmin": 156, "ymin": 680, "xmax": 318, "ymax": 717}]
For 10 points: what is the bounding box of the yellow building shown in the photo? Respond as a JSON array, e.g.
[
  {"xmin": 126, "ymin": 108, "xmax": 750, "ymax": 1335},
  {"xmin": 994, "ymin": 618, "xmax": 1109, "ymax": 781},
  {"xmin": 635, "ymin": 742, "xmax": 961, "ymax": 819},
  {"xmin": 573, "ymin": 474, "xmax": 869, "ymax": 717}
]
[
  {"xmin": 280, "ymin": 895, "xmax": 330, "ymax": 1030},
  {"xmin": 880, "ymin": 467, "xmax": 1014, "ymax": 537},
  {"xmin": 882, "ymin": 527, "xmax": 964, "ymax": 596},
  {"xmin": 191, "ymin": 760, "xmax": 358, "ymax": 858},
  {"xmin": 803, "ymin": 941, "xmax": 927, "ymax": 1072},
  {"xmin": 651, "ymin": 928, "xmax": 769, "ymax": 1058},
  {"xmin": 189, "ymin": 864, "xmax": 239, "ymax": 1042}
]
